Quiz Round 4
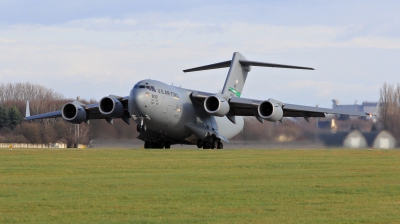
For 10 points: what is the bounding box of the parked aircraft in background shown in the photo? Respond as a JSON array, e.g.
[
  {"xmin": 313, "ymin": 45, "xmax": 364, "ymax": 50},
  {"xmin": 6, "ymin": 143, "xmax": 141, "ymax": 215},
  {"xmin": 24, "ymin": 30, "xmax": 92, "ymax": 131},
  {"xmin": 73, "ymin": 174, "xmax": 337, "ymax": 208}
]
[{"xmin": 25, "ymin": 52, "xmax": 369, "ymax": 149}]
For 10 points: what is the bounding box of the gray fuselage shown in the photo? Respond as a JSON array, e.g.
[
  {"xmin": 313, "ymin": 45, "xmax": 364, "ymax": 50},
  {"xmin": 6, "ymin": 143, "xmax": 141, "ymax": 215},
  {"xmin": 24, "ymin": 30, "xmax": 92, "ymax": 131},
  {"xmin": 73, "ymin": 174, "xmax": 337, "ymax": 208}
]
[{"xmin": 128, "ymin": 80, "xmax": 244, "ymax": 145}]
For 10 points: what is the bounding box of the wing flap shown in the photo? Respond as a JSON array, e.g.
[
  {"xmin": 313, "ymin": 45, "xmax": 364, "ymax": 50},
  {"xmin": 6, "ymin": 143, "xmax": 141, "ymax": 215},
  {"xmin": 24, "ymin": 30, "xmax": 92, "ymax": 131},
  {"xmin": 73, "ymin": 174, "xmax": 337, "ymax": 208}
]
[{"xmin": 283, "ymin": 110, "xmax": 325, "ymax": 118}]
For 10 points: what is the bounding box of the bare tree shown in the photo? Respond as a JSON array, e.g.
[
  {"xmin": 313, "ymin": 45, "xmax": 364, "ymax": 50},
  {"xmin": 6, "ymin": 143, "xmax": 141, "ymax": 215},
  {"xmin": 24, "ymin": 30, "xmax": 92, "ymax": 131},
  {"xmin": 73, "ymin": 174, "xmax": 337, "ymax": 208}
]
[
  {"xmin": 0, "ymin": 82, "xmax": 65, "ymax": 115},
  {"xmin": 379, "ymin": 82, "xmax": 400, "ymax": 142}
]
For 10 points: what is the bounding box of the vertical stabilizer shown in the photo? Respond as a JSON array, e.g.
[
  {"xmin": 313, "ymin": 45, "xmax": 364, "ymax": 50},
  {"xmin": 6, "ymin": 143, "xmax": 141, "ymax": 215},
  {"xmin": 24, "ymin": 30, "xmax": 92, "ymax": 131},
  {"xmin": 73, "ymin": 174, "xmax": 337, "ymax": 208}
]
[{"xmin": 221, "ymin": 52, "xmax": 250, "ymax": 97}]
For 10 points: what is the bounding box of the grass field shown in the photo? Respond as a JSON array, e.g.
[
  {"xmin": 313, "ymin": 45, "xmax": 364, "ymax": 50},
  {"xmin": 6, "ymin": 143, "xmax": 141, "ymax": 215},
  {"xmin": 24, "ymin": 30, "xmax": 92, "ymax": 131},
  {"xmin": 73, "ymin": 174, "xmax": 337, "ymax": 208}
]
[{"xmin": 1, "ymin": 148, "xmax": 400, "ymax": 223}]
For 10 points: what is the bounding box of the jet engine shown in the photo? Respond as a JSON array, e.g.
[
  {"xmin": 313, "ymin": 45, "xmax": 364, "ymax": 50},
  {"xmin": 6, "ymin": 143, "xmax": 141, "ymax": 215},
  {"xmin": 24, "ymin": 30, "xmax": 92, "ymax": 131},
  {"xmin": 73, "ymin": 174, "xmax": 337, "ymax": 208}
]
[
  {"xmin": 62, "ymin": 102, "xmax": 87, "ymax": 124},
  {"xmin": 99, "ymin": 96, "xmax": 124, "ymax": 118},
  {"xmin": 258, "ymin": 100, "xmax": 283, "ymax": 122},
  {"xmin": 204, "ymin": 95, "xmax": 230, "ymax": 116}
]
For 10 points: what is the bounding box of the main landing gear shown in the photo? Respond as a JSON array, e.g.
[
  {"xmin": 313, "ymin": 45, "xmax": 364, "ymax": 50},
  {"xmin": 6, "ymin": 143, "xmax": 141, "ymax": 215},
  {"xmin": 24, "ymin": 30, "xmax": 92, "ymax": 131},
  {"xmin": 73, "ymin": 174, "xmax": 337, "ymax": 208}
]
[
  {"xmin": 144, "ymin": 141, "xmax": 171, "ymax": 149},
  {"xmin": 197, "ymin": 135, "xmax": 223, "ymax": 149}
]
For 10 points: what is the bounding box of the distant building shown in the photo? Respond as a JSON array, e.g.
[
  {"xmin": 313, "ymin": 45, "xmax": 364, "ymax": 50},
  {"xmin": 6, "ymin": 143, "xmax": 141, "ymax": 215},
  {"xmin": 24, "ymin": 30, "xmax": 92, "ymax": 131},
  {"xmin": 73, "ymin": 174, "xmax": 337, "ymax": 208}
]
[
  {"xmin": 332, "ymin": 99, "xmax": 379, "ymax": 116},
  {"xmin": 319, "ymin": 130, "xmax": 368, "ymax": 148},
  {"xmin": 318, "ymin": 131, "xmax": 348, "ymax": 147},
  {"xmin": 317, "ymin": 118, "xmax": 337, "ymax": 131},
  {"xmin": 364, "ymin": 131, "xmax": 397, "ymax": 149},
  {"xmin": 343, "ymin": 130, "xmax": 368, "ymax": 148},
  {"xmin": 319, "ymin": 130, "xmax": 397, "ymax": 149}
]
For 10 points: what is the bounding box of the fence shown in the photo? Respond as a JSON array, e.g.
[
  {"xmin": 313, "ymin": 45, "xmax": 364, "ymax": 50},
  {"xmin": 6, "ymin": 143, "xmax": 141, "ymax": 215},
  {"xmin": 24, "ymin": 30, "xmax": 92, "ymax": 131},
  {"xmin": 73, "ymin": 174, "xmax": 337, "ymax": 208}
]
[{"xmin": 0, "ymin": 143, "xmax": 68, "ymax": 148}]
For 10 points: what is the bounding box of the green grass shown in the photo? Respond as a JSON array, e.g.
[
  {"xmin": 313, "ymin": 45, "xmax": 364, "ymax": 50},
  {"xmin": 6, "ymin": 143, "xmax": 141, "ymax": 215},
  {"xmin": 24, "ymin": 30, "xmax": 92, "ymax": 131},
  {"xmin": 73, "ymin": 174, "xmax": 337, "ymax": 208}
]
[{"xmin": 1, "ymin": 148, "xmax": 400, "ymax": 223}]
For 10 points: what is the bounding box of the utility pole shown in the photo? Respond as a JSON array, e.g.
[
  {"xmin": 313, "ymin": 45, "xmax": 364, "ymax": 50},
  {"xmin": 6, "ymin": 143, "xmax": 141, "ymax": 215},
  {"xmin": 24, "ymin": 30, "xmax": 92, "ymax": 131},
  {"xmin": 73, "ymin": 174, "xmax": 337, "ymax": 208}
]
[
  {"xmin": 75, "ymin": 96, "xmax": 81, "ymax": 148},
  {"xmin": 75, "ymin": 124, "xmax": 79, "ymax": 148}
]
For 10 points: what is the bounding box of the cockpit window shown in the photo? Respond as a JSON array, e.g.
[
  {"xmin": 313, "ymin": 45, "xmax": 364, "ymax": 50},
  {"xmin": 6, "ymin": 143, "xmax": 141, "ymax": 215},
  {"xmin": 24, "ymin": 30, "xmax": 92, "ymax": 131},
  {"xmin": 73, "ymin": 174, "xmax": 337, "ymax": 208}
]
[
  {"xmin": 145, "ymin": 85, "xmax": 156, "ymax": 92},
  {"xmin": 139, "ymin": 85, "xmax": 145, "ymax": 88}
]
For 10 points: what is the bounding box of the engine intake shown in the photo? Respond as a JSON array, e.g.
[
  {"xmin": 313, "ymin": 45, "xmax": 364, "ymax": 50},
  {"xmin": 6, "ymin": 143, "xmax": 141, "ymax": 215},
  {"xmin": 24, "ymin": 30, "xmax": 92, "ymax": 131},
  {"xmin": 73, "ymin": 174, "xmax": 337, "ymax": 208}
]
[
  {"xmin": 62, "ymin": 102, "xmax": 87, "ymax": 124},
  {"xmin": 204, "ymin": 95, "xmax": 230, "ymax": 116},
  {"xmin": 99, "ymin": 96, "xmax": 124, "ymax": 118},
  {"xmin": 258, "ymin": 100, "xmax": 283, "ymax": 122}
]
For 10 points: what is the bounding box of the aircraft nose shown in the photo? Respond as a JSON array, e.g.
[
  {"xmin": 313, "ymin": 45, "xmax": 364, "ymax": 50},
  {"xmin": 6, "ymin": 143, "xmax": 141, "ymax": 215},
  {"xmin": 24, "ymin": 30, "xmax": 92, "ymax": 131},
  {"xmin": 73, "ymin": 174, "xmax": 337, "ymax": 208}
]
[{"xmin": 129, "ymin": 88, "xmax": 148, "ymax": 115}]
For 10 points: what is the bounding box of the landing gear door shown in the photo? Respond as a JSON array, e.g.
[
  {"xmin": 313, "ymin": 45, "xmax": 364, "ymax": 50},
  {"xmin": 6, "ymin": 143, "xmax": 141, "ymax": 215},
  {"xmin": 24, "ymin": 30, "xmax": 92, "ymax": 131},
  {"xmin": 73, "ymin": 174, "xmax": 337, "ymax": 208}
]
[{"xmin": 205, "ymin": 115, "xmax": 218, "ymax": 131}]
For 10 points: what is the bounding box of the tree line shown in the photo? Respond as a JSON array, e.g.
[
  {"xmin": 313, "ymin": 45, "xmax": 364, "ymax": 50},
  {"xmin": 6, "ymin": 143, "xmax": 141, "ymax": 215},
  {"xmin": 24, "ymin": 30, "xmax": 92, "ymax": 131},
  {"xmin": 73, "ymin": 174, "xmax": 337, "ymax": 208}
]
[
  {"xmin": 0, "ymin": 82, "xmax": 136, "ymax": 145},
  {"xmin": 0, "ymin": 82, "xmax": 392, "ymax": 146},
  {"xmin": 0, "ymin": 105, "xmax": 22, "ymax": 130}
]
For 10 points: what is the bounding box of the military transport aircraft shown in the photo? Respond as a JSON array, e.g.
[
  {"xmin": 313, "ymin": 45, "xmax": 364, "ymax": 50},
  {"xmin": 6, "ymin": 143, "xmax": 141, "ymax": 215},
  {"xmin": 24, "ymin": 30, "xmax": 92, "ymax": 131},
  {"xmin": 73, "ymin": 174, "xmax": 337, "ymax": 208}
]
[{"xmin": 25, "ymin": 52, "xmax": 369, "ymax": 149}]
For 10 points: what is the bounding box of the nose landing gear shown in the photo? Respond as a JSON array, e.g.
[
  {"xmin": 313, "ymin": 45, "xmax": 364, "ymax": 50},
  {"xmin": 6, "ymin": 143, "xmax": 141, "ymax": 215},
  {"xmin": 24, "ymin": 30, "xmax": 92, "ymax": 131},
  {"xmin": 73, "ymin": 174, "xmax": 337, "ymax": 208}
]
[
  {"xmin": 137, "ymin": 117, "xmax": 147, "ymax": 133},
  {"xmin": 197, "ymin": 134, "xmax": 223, "ymax": 149},
  {"xmin": 137, "ymin": 124, "xmax": 147, "ymax": 132}
]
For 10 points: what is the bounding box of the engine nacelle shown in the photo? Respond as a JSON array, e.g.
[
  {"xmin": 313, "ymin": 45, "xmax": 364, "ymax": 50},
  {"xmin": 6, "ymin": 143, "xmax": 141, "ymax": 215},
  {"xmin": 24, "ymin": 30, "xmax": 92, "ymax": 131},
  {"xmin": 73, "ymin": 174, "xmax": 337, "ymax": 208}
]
[
  {"xmin": 62, "ymin": 102, "xmax": 87, "ymax": 124},
  {"xmin": 258, "ymin": 100, "xmax": 283, "ymax": 122},
  {"xmin": 99, "ymin": 96, "xmax": 124, "ymax": 118},
  {"xmin": 204, "ymin": 95, "xmax": 230, "ymax": 116}
]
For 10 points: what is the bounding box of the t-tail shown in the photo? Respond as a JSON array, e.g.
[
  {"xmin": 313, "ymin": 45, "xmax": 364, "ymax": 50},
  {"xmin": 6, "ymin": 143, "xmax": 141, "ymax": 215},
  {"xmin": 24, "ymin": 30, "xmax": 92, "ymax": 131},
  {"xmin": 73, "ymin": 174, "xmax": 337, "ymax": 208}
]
[{"xmin": 183, "ymin": 52, "xmax": 314, "ymax": 97}]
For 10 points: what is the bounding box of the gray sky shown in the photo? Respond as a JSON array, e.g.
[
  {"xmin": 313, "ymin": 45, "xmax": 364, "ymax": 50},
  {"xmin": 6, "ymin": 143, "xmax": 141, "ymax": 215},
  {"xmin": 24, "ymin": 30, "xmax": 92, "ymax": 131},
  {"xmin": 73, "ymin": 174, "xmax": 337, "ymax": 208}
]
[{"xmin": 1, "ymin": 0, "xmax": 399, "ymax": 107}]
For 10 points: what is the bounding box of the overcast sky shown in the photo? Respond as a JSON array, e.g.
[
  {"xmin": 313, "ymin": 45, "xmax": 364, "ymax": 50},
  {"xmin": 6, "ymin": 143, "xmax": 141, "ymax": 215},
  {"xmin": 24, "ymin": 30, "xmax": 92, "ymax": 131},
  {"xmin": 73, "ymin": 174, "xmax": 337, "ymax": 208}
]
[{"xmin": 0, "ymin": 0, "xmax": 399, "ymax": 107}]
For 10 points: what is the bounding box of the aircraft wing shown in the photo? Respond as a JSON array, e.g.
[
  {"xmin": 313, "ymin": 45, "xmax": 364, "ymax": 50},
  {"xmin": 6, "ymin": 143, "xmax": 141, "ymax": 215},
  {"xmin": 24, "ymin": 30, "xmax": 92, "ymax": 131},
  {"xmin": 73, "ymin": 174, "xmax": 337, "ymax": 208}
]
[
  {"xmin": 25, "ymin": 103, "xmax": 100, "ymax": 121},
  {"xmin": 25, "ymin": 96, "xmax": 131, "ymax": 124},
  {"xmin": 25, "ymin": 110, "xmax": 62, "ymax": 120},
  {"xmin": 191, "ymin": 91, "xmax": 369, "ymax": 119},
  {"xmin": 227, "ymin": 97, "xmax": 368, "ymax": 117}
]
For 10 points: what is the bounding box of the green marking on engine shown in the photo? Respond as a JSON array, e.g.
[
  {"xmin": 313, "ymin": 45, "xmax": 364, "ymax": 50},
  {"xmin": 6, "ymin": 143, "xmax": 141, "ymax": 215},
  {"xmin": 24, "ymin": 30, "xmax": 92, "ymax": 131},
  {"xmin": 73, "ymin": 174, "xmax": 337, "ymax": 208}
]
[{"xmin": 229, "ymin": 87, "xmax": 241, "ymax": 97}]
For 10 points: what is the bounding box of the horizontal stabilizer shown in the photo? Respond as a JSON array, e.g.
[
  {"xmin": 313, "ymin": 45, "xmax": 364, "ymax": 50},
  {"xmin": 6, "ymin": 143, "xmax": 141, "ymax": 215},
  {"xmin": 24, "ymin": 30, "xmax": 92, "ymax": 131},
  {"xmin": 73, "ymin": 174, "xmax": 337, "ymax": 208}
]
[
  {"xmin": 183, "ymin": 60, "xmax": 231, "ymax": 73},
  {"xmin": 183, "ymin": 59, "xmax": 314, "ymax": 72},
  {"xmin": 238, "ymin": 60, "xmax": 314, "ymax": 70}
]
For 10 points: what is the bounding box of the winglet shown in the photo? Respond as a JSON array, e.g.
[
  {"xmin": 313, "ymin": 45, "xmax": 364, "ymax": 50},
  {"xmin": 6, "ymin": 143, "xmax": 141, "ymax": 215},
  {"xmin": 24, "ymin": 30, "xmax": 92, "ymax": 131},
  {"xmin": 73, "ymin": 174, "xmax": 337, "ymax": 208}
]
[
  {"xmin": 25, "ymin": 100, "xmax": 30, "ymax": 119},
  {"xmin": 372, "ymin": 97, "xmax": 381, "ymax": 116}
]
